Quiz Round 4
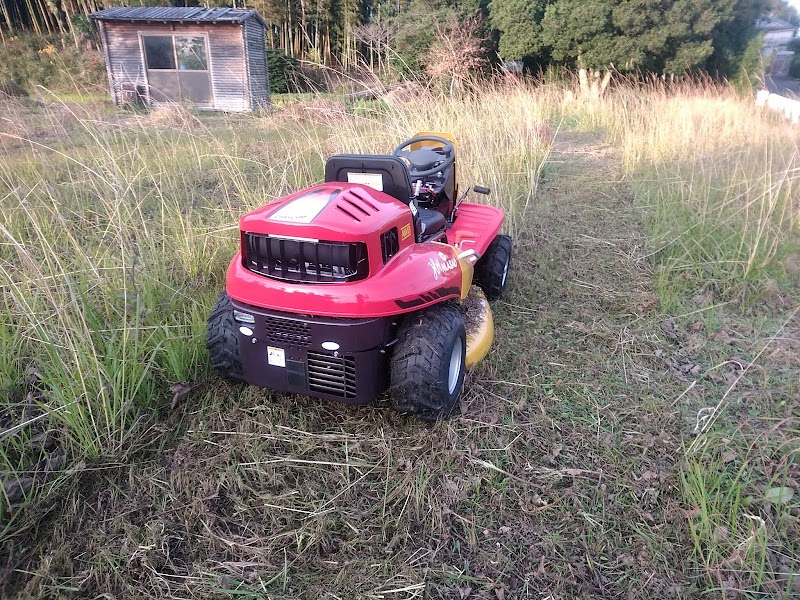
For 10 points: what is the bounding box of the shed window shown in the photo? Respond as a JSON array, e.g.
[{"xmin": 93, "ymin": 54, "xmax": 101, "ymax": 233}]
[
  {"xmin": 176, "ymin": 37, "xmax": 208, "ymax": 70},
  {"xmin": 143, "ymin": 35, "xmax": 208, "ymax": 71},
  {"xmin": 141, "ymin": 34, "xmax": 212, "ymax": 105},
  {"xmin": 143, "ymin": 36, "xmax": 176, "ymax": 70}
]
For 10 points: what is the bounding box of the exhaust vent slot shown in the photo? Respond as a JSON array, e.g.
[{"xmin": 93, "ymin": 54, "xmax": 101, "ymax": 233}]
[
  {"xmin": 307, "ymin": 351, "xmax": 356, "ymax": 399},
  {"xmin": 335, "ymin": 191, "xmax": 379, "ymax": 222},
  {"xmin": 380, "ymin": 227, "xmax": 399, "ymax": 264},
  {"xmin": 343, "ymin": 197, "xmax": 370, "ymax": 217},
  {"xmin": 336, "ymin": 205, "xmax": 361, "ymax": 222},
  {"xmin": 347, "ymin": 188, "xmax": 379, "ymax": 212}
]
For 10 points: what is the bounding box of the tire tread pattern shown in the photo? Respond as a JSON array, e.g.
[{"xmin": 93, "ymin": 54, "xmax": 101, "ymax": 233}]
[
  {"xmin": 206, "ymin": 291, "xmax": 243, "ymax": 380},
  {"xmin": 475, "ymin": 234, "xmax": 513, "ymax": 300},
  {"xmin": 390, "ymin": 303, "xmax": 465, "ymax": 421}
]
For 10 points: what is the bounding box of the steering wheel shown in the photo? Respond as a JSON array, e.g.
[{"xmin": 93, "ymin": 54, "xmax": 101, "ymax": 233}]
[{"xmin": 392, "ymin": 135, "xmax": 455, "ymax": 178}]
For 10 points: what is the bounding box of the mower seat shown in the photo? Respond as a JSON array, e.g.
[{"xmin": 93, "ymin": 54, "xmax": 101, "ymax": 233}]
[
  {"xmin": 325, "ymin": 154, "xmax": 414, "ymax": 204},
  {"xmin": 325, "ymin": 154, "xmax": 447, "ymax": 240},
  {"xmin": 418, "ymin": 208, "xmax": 446, "ymax": 235}
]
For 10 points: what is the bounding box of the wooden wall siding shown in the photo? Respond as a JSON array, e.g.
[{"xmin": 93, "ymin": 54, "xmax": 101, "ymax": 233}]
[
  {"xmin": 103, "ymin": 22, "xmax": 250, "ymax": 111},
  {"xmin": 104, "ymin": 22, "xmax": 148, "ymax": 106},
  {"xmin": 97, "ymin": 22, "xmax": 117, "ymax": 104},
  {"xmin": 243, "ymin": 19, "xmax": 270, "ymax": 109}
]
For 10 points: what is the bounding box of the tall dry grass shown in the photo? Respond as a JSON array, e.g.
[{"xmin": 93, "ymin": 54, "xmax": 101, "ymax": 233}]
[
  {"xmin": 569, "ymin": 78, "xmax": 800, "ymax": 308},
  {"xmin": 0, "ymin": 88, "xmax": 553, "ymax": 518}
]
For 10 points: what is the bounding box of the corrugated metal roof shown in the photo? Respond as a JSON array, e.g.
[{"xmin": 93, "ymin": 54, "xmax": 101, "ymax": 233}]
[
  {"xmin": 90, "ymin": 7, "xmax": 267, "ymax": 28},
  {"xmin": 756, "ymin": 17, "xmax": 797, "ymax": 32}
]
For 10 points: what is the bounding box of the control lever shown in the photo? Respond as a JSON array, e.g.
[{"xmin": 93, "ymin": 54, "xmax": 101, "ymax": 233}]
[
  {"xmin": 451, "ymin": 185, "xmax": 492, "ymax": 221},
  {"xmin": 454, "ymin": 230, "xmax": 477, "ymax": 249}
]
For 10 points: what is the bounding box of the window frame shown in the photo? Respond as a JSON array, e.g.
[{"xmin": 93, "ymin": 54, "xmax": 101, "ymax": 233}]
[
  {"xmin": 141, "ymin": 33, "xmax": 211, "ymax": 73},
  {"xmin": 139, "ymin": 31, "xmax": 214, "ymax": 106}
]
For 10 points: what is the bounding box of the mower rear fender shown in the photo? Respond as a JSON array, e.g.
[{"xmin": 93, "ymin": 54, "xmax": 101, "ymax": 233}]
[
  {"xmin": 227, "ymin": 242, "xmax": 468, "ymax": 318},
  {"xmin": 446, "ymin": 202, "xmax": 505, "ymax": 257}
]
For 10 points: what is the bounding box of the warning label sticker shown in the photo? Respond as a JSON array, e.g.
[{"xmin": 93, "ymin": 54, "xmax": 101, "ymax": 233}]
[
  {"xmin": 347, "ymin": 172, "xmax": 384, "ymax": 191},
  {"xmin": 267, "ymin": 346, "xmax": 286, "ymax": 368}
]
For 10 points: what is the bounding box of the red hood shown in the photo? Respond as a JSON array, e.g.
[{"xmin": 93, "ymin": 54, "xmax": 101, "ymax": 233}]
[{"xmin": 240, "ymin": 183, "xmax": 410, "ymax": 242}]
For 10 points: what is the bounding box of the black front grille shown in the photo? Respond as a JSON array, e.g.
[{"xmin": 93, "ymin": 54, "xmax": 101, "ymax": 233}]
[
  {"xmin": 380, "ymin": 227, "xmax": 399, "ymax": 263},
  {"xmin": 243, "ymin": 233, "xmax": 369, "ymax": 283},
  {"xmin": 307, "ymin": 351, "xmax": 356, "ymax": 399},
  {"xmin": 264, "ymin": 317, "xmax": 311, "ymax": 347}
]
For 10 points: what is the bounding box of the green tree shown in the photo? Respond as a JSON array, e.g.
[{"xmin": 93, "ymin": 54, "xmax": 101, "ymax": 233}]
[
  {"xmin": 706, "ymin": 0, "xmax": 768, "ymax": 76},
  {"xmin": 488, "ymin": 0, "xmax": 547, "ymax": 61},
  {"xmin": 490, "ymin": 0, "xmax": 769, "ymax": 77},
  {"xmin": 389, "ymin": 0, "xmax": 484, "ymax": 75}
]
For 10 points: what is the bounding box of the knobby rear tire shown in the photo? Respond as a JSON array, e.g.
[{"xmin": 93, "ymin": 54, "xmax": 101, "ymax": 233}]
[
  {"xmin": 390, "ymin": 303, "xmax": 466, "ymax": 421},
  {"xmin": 206, "ymin": 291, "xmax": 243, "ymax": 380}
]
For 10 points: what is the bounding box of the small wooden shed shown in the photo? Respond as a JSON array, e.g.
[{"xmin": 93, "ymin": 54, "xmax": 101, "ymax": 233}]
[{"xmin": 90, "ymin": 7, "xmax": 270, "ymax": 111}]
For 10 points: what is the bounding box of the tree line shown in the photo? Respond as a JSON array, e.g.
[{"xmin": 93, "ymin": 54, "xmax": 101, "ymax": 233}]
[{"xmin": 1, "ymin": 0, "xmax": 798, "ymax": 79}]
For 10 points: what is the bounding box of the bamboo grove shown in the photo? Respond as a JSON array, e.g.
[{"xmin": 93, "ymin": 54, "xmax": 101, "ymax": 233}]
[
  {"xmin": 0, "ymin": 0, "xmax": 413, "ymax": 69},
  {"xmin": 1, "ymin": 0, "xmax": 795, "ymax": 81}
]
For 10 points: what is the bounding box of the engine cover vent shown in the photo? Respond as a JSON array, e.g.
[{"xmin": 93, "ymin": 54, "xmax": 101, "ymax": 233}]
[
  {"xmin": 380, "ymin": 227, "xmax": 399, "ymax": 263},
  {"xmin": 244, "ymin": 233, "xmax": 368, "ymax": 283},
  {"xmin": 307, "ymin": 351, "xmax": 356, "ymax": 399}
]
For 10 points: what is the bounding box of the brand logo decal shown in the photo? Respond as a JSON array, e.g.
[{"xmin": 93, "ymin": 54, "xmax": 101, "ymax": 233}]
[
  {"xmin": 429, "ymin": 251, "xmax": 458, "ymax": 280},
  {"xmin": 400, "ymin": 223, "xmax": 412, "ymax": 240}
]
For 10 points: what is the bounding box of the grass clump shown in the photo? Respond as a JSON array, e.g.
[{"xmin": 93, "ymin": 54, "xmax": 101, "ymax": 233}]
[{"xmin": 682, "ymin": 417, "xmax": 800, "ymax": 596}]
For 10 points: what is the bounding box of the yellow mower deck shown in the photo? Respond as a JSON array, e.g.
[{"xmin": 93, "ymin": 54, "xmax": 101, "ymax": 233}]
[{"xmin": 463, "ymin": 287, "xmax": 495, "ymax": 368}]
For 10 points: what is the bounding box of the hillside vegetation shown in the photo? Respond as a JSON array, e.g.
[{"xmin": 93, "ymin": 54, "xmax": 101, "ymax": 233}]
[
  {"xmin": 3, "ymin": 0, "xmax": 793, "ymax": 95},
  {"xmin": 0, "ymin": 80, "xmax": 798, "ymax": 598}
]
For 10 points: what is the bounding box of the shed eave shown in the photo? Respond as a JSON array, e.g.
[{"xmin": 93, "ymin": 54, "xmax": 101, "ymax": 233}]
[
  {"xmin": 89, "ymin": 9, "xmax": 268, "ymax": 29},
  {"xmin": 94, "ymin": 18, "xmax": 241, "ymax": 26}
]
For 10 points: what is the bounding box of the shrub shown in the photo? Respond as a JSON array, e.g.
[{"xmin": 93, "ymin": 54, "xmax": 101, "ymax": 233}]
[
  {"xmin": 0, "ymin": 79, "xmax": 27, "ymax": 97},
  {"xmin": 0, "ymin": 33, "xmax": 105, "ymax": 93},
  {"xmin": 733, "ymin": 33, "xmax": 764, "ymax": 92},
  {"xmin": 267, "ymin": 49, "xmax": 302, "ymax": 94}
]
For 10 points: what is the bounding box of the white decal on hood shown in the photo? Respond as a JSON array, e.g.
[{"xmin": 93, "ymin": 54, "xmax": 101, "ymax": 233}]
[
  {"xmin": 429, "ymin": 251, "xmax": 458, "ymax": 280},
  {"xmin": 270, "ymin": 191, "xmax": 334, "ymax": 224}
]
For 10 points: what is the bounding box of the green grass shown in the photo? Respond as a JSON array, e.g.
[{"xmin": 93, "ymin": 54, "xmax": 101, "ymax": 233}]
[
  {"xmin": 630, "ymin": 146, "xmax": 799, "ymax": 314},
  {"xmin": 0, "ymin": 80, "xmax": 799, "ymax": 598}
]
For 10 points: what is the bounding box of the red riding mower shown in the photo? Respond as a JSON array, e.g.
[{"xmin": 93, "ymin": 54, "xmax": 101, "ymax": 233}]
[{"xmin": 207, "ymin": 133, "xmax": 512, "ymax": 420}]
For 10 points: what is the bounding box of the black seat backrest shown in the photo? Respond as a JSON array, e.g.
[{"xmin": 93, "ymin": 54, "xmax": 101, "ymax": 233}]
[{"xmin": 324, "ymin": 154, "xmax": 413, "ymax": 205}]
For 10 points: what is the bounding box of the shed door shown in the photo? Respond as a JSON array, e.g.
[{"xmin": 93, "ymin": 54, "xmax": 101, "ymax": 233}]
[{"xmin": 142, "ymin": 35, "xmax": 212, "ymax": 106}]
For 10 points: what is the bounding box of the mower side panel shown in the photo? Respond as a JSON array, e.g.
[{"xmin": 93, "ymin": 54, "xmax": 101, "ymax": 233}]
[
  {"xmin": 232, "ymin": 299, "xmax": 392, "ymax": 404},
  {"xmin": 446, "ymin": 202, "xmax": 505, "ymax": 257},
  {"xmin": 227, "ymin": 242, "xmax": 466, "ymax": 318}
]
